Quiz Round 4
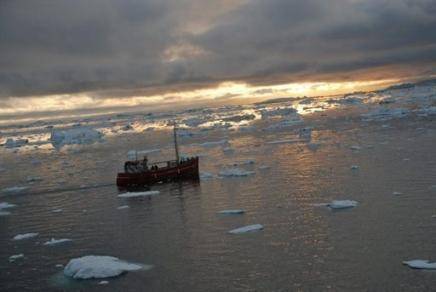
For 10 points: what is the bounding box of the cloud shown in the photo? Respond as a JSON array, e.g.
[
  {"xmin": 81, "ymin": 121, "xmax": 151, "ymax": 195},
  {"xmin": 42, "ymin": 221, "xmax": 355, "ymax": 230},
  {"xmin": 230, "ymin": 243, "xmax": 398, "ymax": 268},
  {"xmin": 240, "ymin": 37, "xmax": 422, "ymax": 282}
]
[{"xmin": 0, "ymin": 0, "xmax": 435, "ymax": 99}]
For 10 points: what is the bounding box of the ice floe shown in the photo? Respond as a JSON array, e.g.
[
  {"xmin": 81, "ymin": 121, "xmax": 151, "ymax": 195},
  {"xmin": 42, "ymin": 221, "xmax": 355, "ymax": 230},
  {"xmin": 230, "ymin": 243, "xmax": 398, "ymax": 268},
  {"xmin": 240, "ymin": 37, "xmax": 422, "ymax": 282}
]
[
  {"xmin": 4, "ymin": 138, "xmax": 29, "ymax": 148},
  {"xmin": 229, "ymin": 224, "xmax": 264, "ymax": 234},
  {"xmin": 218, "ymin": 209, "xmax": 245, "ymax": 215},
  {"xmin": 43, "ymin": 238, "xmax": 72, "ymax": 246},
  {"xmin": 98, "ymin": 281, "xmax": 109, "ymax": 285},
  {"xmin": 51, "ymin": 127, "xmax": 103, "ymax": 148},
  {"xmin": 362, "ymin": 108, "xmax": 409, "ymax": 121},
  {"xmin": 267, "ymin": 139, "xmax": 300, "ymax": 145},
  {"xmin": 2, "ymin": 186, "xmax": 29, "ymax": 195},
  {"xmin": 0, "ymin": 202, "xmax": 16, "ymax": 210},
  {"xmin": 403, "ymin": 260, "xmax": 436, "ymax": 270},
  {"xmin": 265, "ymin": 118, "xmax": 303, "ymax": 131},
  {"xmin": 200, "ymin": 172, "xmax": 215, "ymax": 179},
  {"xmin": 9, "ymin": 254, "xmax": 24, "ymax": 262},
  {"xmin": 118, "ymin": 191, "xmax": 160, "ymax": 198},
  {"xmin": 13, "ymin": 233, "xmax": 39, "ymax": 240},
  {"xmin": 199, "ymin": 139, "xmax": 228, "ymax": 147},
  {"xmin": 219, "ymin": 168, "xmax": 254, "ymax": 177},
  {"xmin": 52, "ymin": 208, "xmax": 63, "ymax": 213},
  {"xmin": 350, "ymin": 165, "xmax": 360, "ymax": 170},
  {"xmin": 64, "ymin": 255, "xmax": 149, "ymax": 279},
  {"xmin": 117, "ymin": 205, "xmax": 130, "ymax": 210},
  {"xmin": 327, "ymin": 200, "xmax": 358, "ymax": 209}
]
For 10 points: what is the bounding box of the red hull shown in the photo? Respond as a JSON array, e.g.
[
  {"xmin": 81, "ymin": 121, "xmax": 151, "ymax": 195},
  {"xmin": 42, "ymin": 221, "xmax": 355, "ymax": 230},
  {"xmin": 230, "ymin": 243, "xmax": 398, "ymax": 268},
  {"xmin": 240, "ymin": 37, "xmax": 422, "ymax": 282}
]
[{"xmin": 116, "ymin": 157, "xmax": 199, "ymax": 188}]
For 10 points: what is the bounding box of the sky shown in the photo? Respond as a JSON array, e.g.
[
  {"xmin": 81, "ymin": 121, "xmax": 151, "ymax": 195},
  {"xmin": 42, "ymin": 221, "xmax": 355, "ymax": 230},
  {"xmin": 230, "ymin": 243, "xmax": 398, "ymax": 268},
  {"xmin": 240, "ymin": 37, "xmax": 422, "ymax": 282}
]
[{"xmin": 1, "ymin": 0, "xmax": 435, "ymax": 116}]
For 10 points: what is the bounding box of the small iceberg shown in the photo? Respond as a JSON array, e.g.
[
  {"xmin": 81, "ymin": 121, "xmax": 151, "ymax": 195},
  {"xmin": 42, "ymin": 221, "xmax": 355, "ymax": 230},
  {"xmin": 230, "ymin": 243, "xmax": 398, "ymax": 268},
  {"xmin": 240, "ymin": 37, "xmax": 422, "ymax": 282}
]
[
  {"xmin": 4, "ymin": 138, "xmax": 28, "ymax": 148},
  {"xmin": 403, "ymin": 260, "xmax": 436, "ymax": 270},
  {"xmin": 229, "ymin": 224, "xmax": 264, "ymax": 234},
  {"xmin": 9, "ymin": 254, "xmax": 24, "ymax": 262},
  {"xmin": 218, "ymin": 209, "xmax": 245, "ymax": 215},
  {"xmin": 64, "ymin": 255, "xmax": 150, "ymax": 279},
  {"xmin": 118, "ymin": 191, "xmax": 160, "ymax": 198},
  {"xmin": 219, "ymin": 168, "xmax": 254, "ymax": 177},
  {"xmin": 117, "ymin": 205, "xmax": 129, "ymax": 210},
  {"xmin": 327, "ymin": 200, "xmax": 358, "ymax": 209},
  {"xmin": 13, "ymin": 232, "xmax": 39, "ymax": 240},
  {"xmin": 350, "ymin": 165, "xmax": 359, "ymax": 170},
  {"xmin": 52, "ymin": 208, "xmax": 63, "ymax": 213},
  {"xmin": 43, "ymin": 238, "xmax": 72, "ymax": 246},
  {"xmin": 51, "ymin": 127, "xmax": 103, "ymax": 148}
]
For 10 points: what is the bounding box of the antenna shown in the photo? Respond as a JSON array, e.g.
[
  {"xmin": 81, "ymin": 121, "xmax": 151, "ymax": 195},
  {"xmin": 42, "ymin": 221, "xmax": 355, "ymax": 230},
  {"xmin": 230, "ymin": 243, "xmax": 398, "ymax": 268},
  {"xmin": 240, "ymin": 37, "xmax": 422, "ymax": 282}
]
[{"xmin": 173, "ymin": 120, "xmax": 180, "ymax": 164}]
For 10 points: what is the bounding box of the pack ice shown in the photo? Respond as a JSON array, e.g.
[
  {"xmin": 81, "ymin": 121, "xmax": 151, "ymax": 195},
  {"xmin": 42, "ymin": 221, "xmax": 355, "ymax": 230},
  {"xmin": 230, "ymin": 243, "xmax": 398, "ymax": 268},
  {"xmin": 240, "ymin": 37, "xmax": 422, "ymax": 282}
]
[
  {"xmin": 64, "ymin": 255, "xmax": 150, "ymax": 279},
  {"xmin": 50, "ymin": 127, "xmax": 103, "ymax": 148}
]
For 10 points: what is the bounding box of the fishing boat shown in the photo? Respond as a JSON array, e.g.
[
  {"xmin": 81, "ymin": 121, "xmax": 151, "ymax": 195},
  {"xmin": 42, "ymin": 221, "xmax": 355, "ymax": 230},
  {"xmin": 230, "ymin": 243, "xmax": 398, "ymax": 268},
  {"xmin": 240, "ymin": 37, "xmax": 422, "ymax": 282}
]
[{"xmin": 116, "ymin": 122, "xmax": 199, "ymax": 188}]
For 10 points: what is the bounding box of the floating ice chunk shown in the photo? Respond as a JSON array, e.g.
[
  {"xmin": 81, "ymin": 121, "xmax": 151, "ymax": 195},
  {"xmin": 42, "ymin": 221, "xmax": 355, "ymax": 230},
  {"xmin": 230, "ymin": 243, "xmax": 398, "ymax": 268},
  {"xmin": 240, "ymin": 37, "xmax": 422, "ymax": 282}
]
[
  {"xmin": 117, "ymin": 205, "xmax": 129, "ymax": 210},
  {"xmin": 267, "ymin": 139, "xmax": 300, "ymax": 145},
  {"xmin": 261, "ymin": 107, "xmax": 297, "ymax": 119},
  {"xmin": 64, "ymin": 255, "xmax": 149, "ymax": 279},
  {"xmin": 26, "ymin": 176, "xmax": 42, "ymax": 183},
  {"xmin": 219, "ymin": 168, "xmax": 254, "ymax": 177},
  {"xmin": 327, "ymin": 200, "xmax": 358, "ymax": 209},
  {"xmin": 43, "ymin": 238, "xmax": 72, "ymax": 246},
  {"xmin": 392, "ymin": 191, "xmax": 403, "ymax": 196},
  {"xmin": 52, "ymin": 208, "xmax": 63, "ymax": 213},
  {"xmin": 56, "ymin": 264, "xmax": 64, "ymax": 268},
  {"xmin": 199, "ymin": 139, "xmax": 228, "ymax": 147},
  {"xmin": 0, "ymin": 202, "xmax": 16, "ymax": 210},
  {"xmin": 232, "ymin": 159, "xmax": 255, "ymax": 166},
  {"xmin": 350, "ymin": 165, "xmax": 359, "ymax": 170},
  {"xmin": 362, "ymin": 108, "xmax": 409, "ymax": 121},
  {"xmin": 223, "ymin": 147, "xmax": 234, "ymax": 153},
  {"xmin": 118, "ymin": 191, "xmax": 160, "ymax": 198},
  {"xmin": 350, "ymin": 145, "xmax": 361, "ymax": 151},
  {"xmin": 403, "ymin": 260, "xmax": 436, "ymax": 270},
  {"xmin": 229, "ymin": 224, "xmax": 264, "ymax": 234},
  {"xmin": 200, "ymin": 172, "xmax": 215, "ymax": 179},
  {"xmin": 9, "ymin": 254, "xmax": 24, "ymax": 262},
  {"xmin": 2, "ymin": 186, "xmax": 29, "ymax": 195},
  {"xmin": 307, "ymin": 143, "xmax": 320, "ymax": 151},
  {"xmin": 120, "ymin": 124, "xmax": 133, "ymax": 131},
  {"xmin": 258, "ymin": 165, "xmax": 270, "ymax": 170},
  {"xmin": 50, "ymin": 127, "xmax": 103, "ymax": 148},
  {"xmin": 13, "ymin": 233, "xmax": 39, "ymax": 240},
  {"xmin": 4, "ymin": 138, "xmax": 28, "ymax": 148},
  {"xmin": 98, "ymin": 281, "xmax": 109, "ymax": 285},
  {"xmin": 218, "ymin": 209, "xmax": 245, "ymax": 215}
]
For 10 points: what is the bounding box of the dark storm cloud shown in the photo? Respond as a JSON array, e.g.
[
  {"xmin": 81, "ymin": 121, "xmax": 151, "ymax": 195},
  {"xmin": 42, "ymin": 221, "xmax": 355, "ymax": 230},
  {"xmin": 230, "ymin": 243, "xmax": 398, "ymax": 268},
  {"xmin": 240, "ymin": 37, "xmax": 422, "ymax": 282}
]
[{"xmin": 0, "ymin": 0, "xmax": 435, "ymax": 98}]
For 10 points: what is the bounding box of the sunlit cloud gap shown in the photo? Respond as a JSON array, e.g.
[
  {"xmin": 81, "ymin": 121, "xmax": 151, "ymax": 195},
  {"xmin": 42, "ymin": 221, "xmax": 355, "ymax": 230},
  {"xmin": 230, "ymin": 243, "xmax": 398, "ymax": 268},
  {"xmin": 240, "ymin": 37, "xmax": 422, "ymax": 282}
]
[{"xmin": 1, "ymin": 79, "xmax": 399, "ymax": 116}]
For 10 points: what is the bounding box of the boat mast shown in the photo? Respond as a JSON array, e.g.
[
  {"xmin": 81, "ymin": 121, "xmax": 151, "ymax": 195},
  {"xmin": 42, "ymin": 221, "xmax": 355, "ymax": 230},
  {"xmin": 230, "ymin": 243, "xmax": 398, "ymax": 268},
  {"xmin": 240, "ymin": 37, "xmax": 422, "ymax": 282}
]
[{"xmin": 173, "ymin": 120, "xmax": 180, "ymax": 164}]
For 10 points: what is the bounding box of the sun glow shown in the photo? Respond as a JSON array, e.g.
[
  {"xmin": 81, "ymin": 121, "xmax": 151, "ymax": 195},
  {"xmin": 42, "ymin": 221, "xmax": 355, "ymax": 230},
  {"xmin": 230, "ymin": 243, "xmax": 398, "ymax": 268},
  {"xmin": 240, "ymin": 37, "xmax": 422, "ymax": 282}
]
[{"xmin": 0, "ymin": 79, "xmax": 400, "ymax": 117}]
